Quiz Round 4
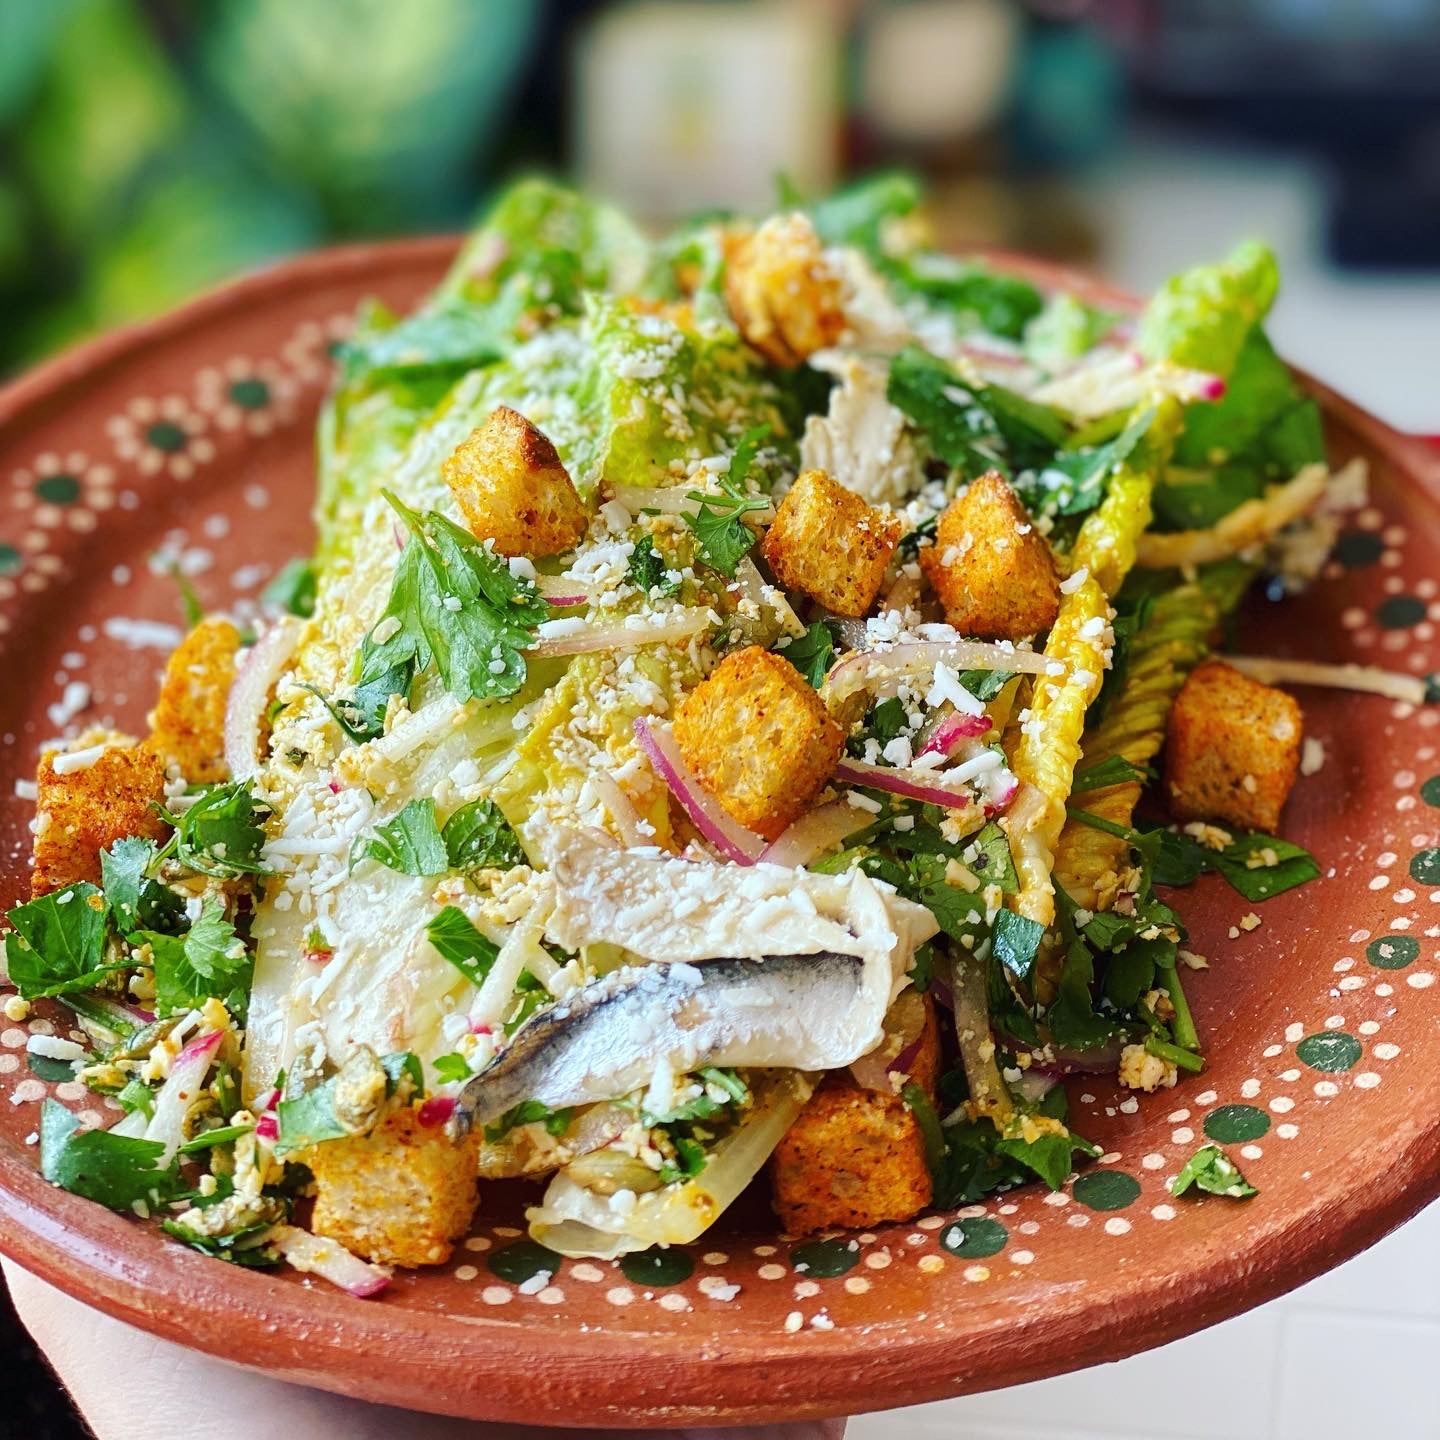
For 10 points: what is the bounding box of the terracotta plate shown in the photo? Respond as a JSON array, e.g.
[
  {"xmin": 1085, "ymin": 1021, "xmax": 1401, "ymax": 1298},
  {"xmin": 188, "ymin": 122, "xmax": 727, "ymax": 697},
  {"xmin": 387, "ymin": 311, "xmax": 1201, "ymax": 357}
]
[{"xmin": 1, "ymin": 242, "xmax": 1438, "ymax": 1429}]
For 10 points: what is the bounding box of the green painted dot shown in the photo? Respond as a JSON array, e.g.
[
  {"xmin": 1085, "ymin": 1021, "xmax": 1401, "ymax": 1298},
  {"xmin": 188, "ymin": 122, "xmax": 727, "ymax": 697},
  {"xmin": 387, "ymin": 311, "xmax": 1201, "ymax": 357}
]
[
  {"xmin": 228, "ymin": 377, "xmax": 270, "ymax": 409},
  {"xmin": 1367, "ymin": 935, "xmax": 1419, "ymax": 969},
  {"xmin": 486, "ymin": 1238, "xmax": 561, "ymax": 1285},
  {"xmin": 1071, "ymin": 1170, "xmax": 1140, "ymax": 1212},
  {"xmin": 1422, "ymin": 776, "xmax": 1440, "ymax": 807},
  {"xmin": 1410, "ymin": 849, "xmax": 1440, "ymax": 885},
  {"xmin": 1427, "ymin": 674, "xmax": 1440, "ymax": 705},
  {"xmin": 939, "ymin": 1217, "xmax": 1008, "ymax": 1258},
  {"xmin": 0, "ymin": 544, "xmax": 20, "ymax": 577},
  {"xmin": 1204, "ymin": 1104, "xmax": 1270, "ymax": 1143},
  {"xmin": 618, "ymin": 1246, "xmax": 694, "ymax": 1287},
  {"xmin": 1334, "ymin": 530, "xmax": 1383, "ymax": 567},
  {"xmin": 146, "ymin": 421, "xmax": 187, "ymax": 452},
  {"xmin": 1297, "ymin": 1031, "xmax": 1362, "ymax": 1073},
  {"xmin": 34, "ymin": 473, "xmax": 80, "ymax": 504},
  {"xmin": 789, "ymin": 1237, "xmax": 858, "ymax": 1278},
  {"xmin": 1377, "ymin": 595, "xmax": 1425, "ymax": 629}
]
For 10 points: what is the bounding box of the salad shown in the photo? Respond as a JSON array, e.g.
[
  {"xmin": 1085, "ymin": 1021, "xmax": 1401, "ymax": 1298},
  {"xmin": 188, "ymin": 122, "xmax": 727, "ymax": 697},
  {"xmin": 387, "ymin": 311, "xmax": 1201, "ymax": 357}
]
[{"xmin": 6, "ymin": 176, "xmax": 1409, "ymax": 1293}]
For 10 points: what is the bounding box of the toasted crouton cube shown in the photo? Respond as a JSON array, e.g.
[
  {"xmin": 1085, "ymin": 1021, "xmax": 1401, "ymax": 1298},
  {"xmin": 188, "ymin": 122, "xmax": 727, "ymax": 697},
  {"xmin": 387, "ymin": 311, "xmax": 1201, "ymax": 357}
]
[
  {"xmin": 31, "ymin": 734, "xmax": 167, "ymax": 896},
  {"xmin": 771, "ymin": 993, "xmax": 939, "ymax": 1234},
  {"xmin": 673, "ymin": 646, "xmax": 845, "ymax": 841},
  {"xmin": 1164, "ymin": 659, "xmax": 1302, "ymax": 833},
  {"xmin": 307, "ymin": 1105, "xmax": 481, "ymax": 1267},
  {"xmin": 723, "ymin": 214, "xmax": 845, "ymax": 367},
  {"xmin": 919, "ymin": 472, "xmax": 1060, "ymax": 640},
  {"xmin": 147, "ymin": 617, "xmax": 241, "ymax": 784},
  {"xmin": 760, "ymin": 468, "xmax": 902, "ymax": 618},
  {"xmin": 442, "ymin": 405, "xmax": 588, "ymax": 557}
]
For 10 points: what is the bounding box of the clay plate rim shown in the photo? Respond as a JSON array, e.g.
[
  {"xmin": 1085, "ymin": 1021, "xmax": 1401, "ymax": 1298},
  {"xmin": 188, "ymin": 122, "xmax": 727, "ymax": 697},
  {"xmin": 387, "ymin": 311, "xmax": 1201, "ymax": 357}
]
[{"xmin": 0, "ymin": 239, "xmax": 1437, "ymax": 1428}]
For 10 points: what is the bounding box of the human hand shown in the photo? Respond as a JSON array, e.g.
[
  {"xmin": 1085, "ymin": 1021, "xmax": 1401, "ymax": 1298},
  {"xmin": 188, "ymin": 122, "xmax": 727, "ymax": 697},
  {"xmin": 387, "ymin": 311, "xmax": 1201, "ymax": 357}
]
[{"xmin": 4, "ymin": 1259, "xmax": 845, "ymax": 1440}]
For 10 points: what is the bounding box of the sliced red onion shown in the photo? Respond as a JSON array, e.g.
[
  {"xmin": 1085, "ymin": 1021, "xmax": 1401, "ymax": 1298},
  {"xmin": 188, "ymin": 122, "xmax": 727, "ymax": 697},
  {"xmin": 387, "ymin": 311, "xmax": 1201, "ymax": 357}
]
[
  {"xmin": 834, "ymin": 757, "xmax": 972, "ymax": 810},
  {"xmin": 824, "ymin": 641, "xmax": 1051, "ymax": 708},
  {"xmin": 1028, "ymin": 1040, "xmax": 1125, "ymax": 1077},
  {"xmin": 535, "ymin": 573, "xmax": 594, "ymax": 608},
  {"xmin": 224, "ymin": 617, "xmax": 302, "ymax": 781},
  {"xmin": 143, "ymin": 1029, "xmax": 224, "ymax": 1165},
  {"xmin": 757, "ymin": 800, "xmax": 869, "ymax": 868},
  {"xmin": 254, "ymin": 1113, "xmax": 279, "ymax": 1141},
  {"xmin": 270, "ymin": 1225, "xmax": 391, "ymax": 1298},
  {"xmin": 916, "ymin": 710, "xmax": 991, "ymax": 758},
  {"xmin": 850, "ymin": 990, "xmax": 928, "ymax": 1092},
  {"xmin": 530, "ymin": 610, "xmax": 714, "ymax": 658},
  {"xmin": 1008, "ymin": 1069, "xmax": 1059, "ymax": 1105},
  {"xmin": 633, "ymin": 718, "xmax": 765, "ymax": 864}
]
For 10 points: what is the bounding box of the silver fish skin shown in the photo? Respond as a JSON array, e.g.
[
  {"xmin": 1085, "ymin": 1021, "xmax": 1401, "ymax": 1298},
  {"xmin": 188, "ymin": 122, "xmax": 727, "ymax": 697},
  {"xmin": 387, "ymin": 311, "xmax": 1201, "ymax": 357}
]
[{"xmin": 457, "ymin": 952, "xmax": 866, "ymax": 1130}]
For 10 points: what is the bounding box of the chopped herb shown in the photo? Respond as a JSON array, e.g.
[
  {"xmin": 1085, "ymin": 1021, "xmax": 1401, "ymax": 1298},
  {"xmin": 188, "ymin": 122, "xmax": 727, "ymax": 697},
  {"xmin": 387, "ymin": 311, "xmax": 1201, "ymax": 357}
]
[
  {"xmin": 779, "ymin": 621, "xmax": 834, "ymax": 688},
  {"xmin": 424, "ymin": 906, "xmax": 500, "ymax": 987},
  {"xmin": 304, "ymin": 659, "xmax": 414, "ymax": 744},
  {"xmin": 261, "ymin": 557, "xmax": 318, "ymax": 618},
  {"xmin": 40, "ymin": 1099, "xmax": 183, "ymax": 1210},
  {"xmin": 380, "ymin": 1050, "xmax": 424, "ymax": 1098},
  {"xmin": 100, "ymin": 836, "xmax": 183, "ymax": 935},
  {"xmin": 969, "ymin": 820, "xmax": 1018, "ymax": 892},
  {"xmin": 441, "ymin": 797, "xmax": 524, "ymax": 871},
  {"xmin": 956, "ymin": 668, "xmax": 1014, "ymax": 703},
  {"xmin": 901, "ymin": 1083, "xmax": 946, "ymax": 1174},
  {"xmin": 1071, "ymin": 755, "xmax": 1152, "ymax": 794},
  {"xmin": 991, "ymin": 910, "xmax": 1045, "ymax": 983},
  {"xmin": 161, "ymin": 1218, "xmax": 281, "ymax": 1267},
  {"xmin": 1212, "ymin": 833, "xmax": 1320, "ymax": 902},
  {"xmin": 432, "ymin": 1053, "xmax": 471, "ymax": 1084},
  {"xmin": 483, "ymin": 1099, "xmax": 572, "ymax": 1143},
  {"xmin": 142, "ymin": 899, "xmax": 251, "ymax": 1017},
  {"xmin": 160, "ymin": 780, "xmax": 271, "ymax": 878},
  {"xmin": 178, "ymin": 1124, "xmax": 254, "ymax": 1155},
  {"xmin": 357, "ymin": 491, "xmax": 549, "ymax": 705},
  {"xmin": 3, "ymin": 882, "xmax": 112, "ymax": 999},
  {"xmin": 274, "ymin": 1077, "xmax": 347, "ymax": 1156},
  {"xmin": 352, "ymin": 797, "xmax": 449, "ymax": 876},
  {"xmin": 659, "ymin": 1134, "xmax": 708, "ymax": 1184},
  {"xmin": 1016, "ymin": 408, "xmax": 1153, "ymax": 520},
  {"xmin": 683, "ymin": 424, "xmax": 771, "ymax": 577},
  {"xmin": 1171, "ymin": 1143, "xmax": 1257, "ymax": 1199},
  {"xmin": 626, "ymin": 534, "xmax": 681, "ymax": 597}
]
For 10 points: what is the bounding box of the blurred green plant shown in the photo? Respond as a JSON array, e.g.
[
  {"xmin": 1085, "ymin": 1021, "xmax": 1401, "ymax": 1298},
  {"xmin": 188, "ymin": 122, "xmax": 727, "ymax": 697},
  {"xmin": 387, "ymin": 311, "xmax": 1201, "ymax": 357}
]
[{"xmin": 0, "ymin": 0, "xmax": 541, "ymax": 370}]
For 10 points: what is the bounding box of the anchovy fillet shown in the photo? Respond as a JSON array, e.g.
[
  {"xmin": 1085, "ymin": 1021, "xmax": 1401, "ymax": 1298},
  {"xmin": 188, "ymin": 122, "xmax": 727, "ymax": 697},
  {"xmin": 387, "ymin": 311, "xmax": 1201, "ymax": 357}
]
[{"xmin": 457, "ymin": 952, "xmax": 865, "ymax": 1129}]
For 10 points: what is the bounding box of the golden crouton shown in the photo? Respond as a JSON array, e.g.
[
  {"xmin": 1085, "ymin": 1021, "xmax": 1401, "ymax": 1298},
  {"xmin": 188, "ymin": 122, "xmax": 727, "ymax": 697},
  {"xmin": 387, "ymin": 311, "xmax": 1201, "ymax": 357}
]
[
  {"xmin": 442, "ymin": 405, "xmax": 588, "ymax": 557},
  {"xmin": 306, "ymin": 1104, "xmax": 481, "ymax": 1267},
  {"xmin": 771, "ymin": 994, "xmax": 940, "ymax": 1234},
  {"xmin": 760, "ymin": 468, "xmax": 902, "ymax": 618},
  {"xmin": 146, "ymin": 617, "xmax": 241, "ymax": 784},
  {"xmin": 1164, "ymin": 659, "xmax": 1302, "ymax": 833},
  {"xmin": 723, "ymin": 214, "xmax": 845, "ymax": 368},
  {"xmin": 673, "ymin": 646, "xmax": 845, "ymax": 841},
  {"xmin": 920, "ymin": 472, "xmax": 1060, "ymax": 640},
  {"xmin": 31, "ymin": 735, "xmax": 167, "ymax": 896}
]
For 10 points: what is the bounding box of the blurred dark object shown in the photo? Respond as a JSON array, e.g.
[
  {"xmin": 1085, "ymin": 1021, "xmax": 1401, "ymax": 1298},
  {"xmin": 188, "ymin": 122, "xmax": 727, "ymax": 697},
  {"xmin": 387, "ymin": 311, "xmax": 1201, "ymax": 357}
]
[
  {"xmin": 0, "ymin": 1276, "xmax": 88, "ymax": 1440},
  {"xmin": 1112, "ymin": 0, "xmax": 1440, "ymax": 269}
]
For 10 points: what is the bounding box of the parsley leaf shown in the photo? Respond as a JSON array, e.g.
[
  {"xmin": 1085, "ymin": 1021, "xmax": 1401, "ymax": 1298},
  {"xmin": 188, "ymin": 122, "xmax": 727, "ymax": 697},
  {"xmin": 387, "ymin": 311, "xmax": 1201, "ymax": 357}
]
[
  {"xmin": 424, "ymin": 906, "xmax": 500, "ymax": 986},
  {"xmin": 40, "ymin": 1099, "xmax": 183, "ymax": 1210},
  {"xmin": 261, "ymin": 557, "xmax": 318, "ymax": 618},
  {"xmin": 626, "ymin": 534, "xmax": 681, "ymax": 597},
  {"xmin": 778, "ymin": 621, "xmax": 834, "ymax": 688},
  {"xmin": 992, "ymin": 910, "xmax": 1045, "ymax": 983},
  {"xmin": 1212, "ymin": 833, "xmax": 1320, "ymax": 902},
  {"xmin": 484, "ymin": 1099, "xmax": 572, "ymax": 1143},
  {"xmin": 303, "ymin": 660, "xmax": 413, "ymax": 744},
  {"xmin": 956, "ymin": 668, "xmax": 1014, "ymax": 703},
  {"xmin": 1172, "ymin": 1143, "xmax": 1257, "ymax": 1200},
  {"xmin": 352, "ymin": 798, "xmax": 449, "ymax": 876},
  {"xmin": 358, "ymin": 492, "xmax": 548, "ymax": 705},
  {"xmin": 274, "ymin": 1078, "xmax": 348, "ymax": 1156},
  {"xmin": 142, "ymin": 900, "xmax": 251, "ymax": 1017},
  {"xmin": 683, "ymin": 424, "xmax": 771, "ymax": 577},
  {"xmin": 1071, "ymin": 755, "xmax": 1151, "ymax": 794},
  {"xmin": 968, "ymin": 820, "xmax": 1018, "ymax": 892},
  {"xmin": 432, "ymin": 1053, "xmax": 471, "ymax": 1084},
  {"xmin": 100, "ymin": 836, "xmax": 183, "ymax": 935},
  {"xmin": 441, "ymin": 797, "xmax": 524, "ymax": 871},
  {"xmin": 1016, "ymin": 407, "xmax": 1153, "ymax": 520},
  {"xmin": 162, "ymin": 781, "xmax": 271, "ymax": 878},
  {"xmin": 4, "ymin": 883, "xmax": 111, "ymax": 999}
]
